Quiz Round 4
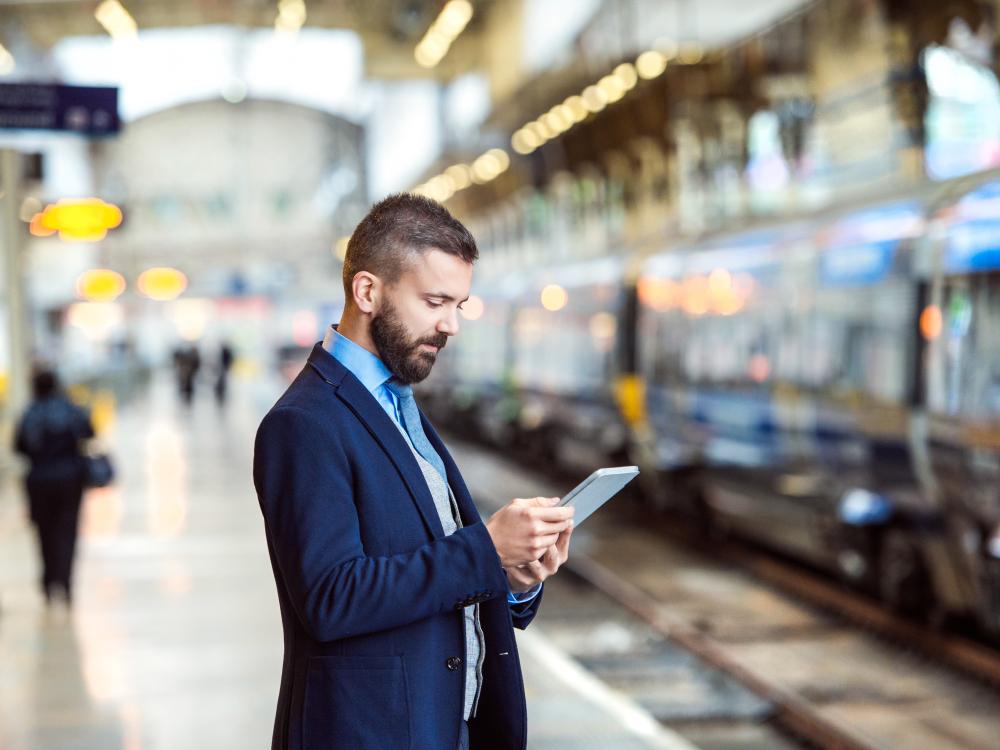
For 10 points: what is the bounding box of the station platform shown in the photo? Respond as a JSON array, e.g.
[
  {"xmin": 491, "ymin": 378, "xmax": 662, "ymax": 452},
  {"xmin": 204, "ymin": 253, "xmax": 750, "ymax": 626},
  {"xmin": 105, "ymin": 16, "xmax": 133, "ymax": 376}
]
[{"xmin": 0, "ymin": 378, "xmax": 694, "ymax": 750}]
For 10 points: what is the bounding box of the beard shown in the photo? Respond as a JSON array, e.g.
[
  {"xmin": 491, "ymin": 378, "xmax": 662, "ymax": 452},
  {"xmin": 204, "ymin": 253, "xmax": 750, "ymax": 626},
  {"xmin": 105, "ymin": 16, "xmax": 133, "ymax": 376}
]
[{"xmin": 370, "ymin": 298, "xmax": 447, "ymax": 384}]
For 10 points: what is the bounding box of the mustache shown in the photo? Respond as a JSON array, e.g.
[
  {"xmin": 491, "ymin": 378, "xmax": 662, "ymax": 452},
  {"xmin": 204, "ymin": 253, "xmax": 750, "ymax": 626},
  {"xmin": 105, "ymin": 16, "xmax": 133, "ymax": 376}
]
[{"xmin": 413, "ymin": 332, "xmax": 448, "ymax": 351}]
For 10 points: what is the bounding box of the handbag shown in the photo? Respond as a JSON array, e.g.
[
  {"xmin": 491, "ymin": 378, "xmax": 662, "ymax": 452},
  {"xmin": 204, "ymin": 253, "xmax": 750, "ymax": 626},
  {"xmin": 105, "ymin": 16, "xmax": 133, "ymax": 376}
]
[{"xmin": 84, "ymin": 452, "xmax": 115, "ymax": 488}]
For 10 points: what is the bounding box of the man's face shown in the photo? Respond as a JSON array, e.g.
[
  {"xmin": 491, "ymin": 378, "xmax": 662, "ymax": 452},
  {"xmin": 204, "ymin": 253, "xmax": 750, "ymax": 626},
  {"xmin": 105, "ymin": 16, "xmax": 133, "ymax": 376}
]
[{"xmin": 370, "ymin": 249, "xmax": 473, "ymax": 384}]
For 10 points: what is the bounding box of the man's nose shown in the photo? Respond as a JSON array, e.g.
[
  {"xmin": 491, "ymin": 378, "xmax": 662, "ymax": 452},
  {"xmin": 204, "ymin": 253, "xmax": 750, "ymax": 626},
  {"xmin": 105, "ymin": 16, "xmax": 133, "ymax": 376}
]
[{"xmin": 439, "ymin": 308, "xmax": 459, "ymax": 336}]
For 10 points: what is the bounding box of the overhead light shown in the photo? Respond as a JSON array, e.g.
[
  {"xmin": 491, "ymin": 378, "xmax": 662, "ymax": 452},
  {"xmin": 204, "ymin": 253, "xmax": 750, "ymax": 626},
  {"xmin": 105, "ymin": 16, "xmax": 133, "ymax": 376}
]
[
  {"xmin": 678, "ymin": 41, "xmax": 705, "ymax": 65},
  {"xmin": 414, "ymin": 0, "xmax": 473, "ymax": 69},
  {"xmin": 597, "ymin": 75, "xmax": 627, "ymax": 103},
  {"xmin": 36, "ymin": 198, "xmax": 123, "ymax": 242},
  {"xmin": 487, "ymin": 148, "xmax": 510, "ymax": 171},
  {"xmin": 564, "ymin": 95, "xmax": 588, "ymax": 122},
  {"xmin": 581, "ymin": 85, "xmax": 608, "ymax": 113},
  {"xmin": 413, "ymin": 148, "xmax": 510, "ymax": 201},
  {"xmin": 471, "ymin": 150, "xmax": 505, "ymax": 183},
  {"xmin": 29, "ymin": 213, "xmax": 55, "ymax": 237},
  {"xmin": 510, "ymin": 50, "xmax": 675, "ymax": 154},
  {"xmin": 76, "ymin": 269, "xmax": 126, "ymax": 303},
  {"xmin": 614, "ymin": 63, "xmax": 638, "ymax": 90},
  {"xmin": 541, "ymin": 111, "xmax": 566, "ymax": 135},
  {"xmin": 0, "ymin": 44, "xmax": 14, "ymax": 76},
  {"xmin": 636, "ymin": 50, "xmax": 668, "ymax": 79},
  {"xmin": 540, "ymin": 284, "xmax": 568, "ymax": 312},
  {"xmin": 138, "ymin": 267, "xmax": 188, "ymax": 301},
  {"xmin": 95, "ymin": 1, "xmax": 137, "ymax": 41},
  {"xmin": 530, "ymin": 119, "xmax": 554, "ymax": 140},
  {"xmin": 445, "ymin": 164, "xmax": 472, "ymax": 189},
  {"xmin": 438, "ymin": 0, "xmax": 474, "ymax": 35},
  {"xmin": 276, "ymin": 0, "xmax": 307, "ymax": 35},
  {"xmin": 511, "ymin": 129, "xmax": 539, "ymax": 155},
  {"xmin": 554, "ymin": 104, "xmax": 575, "ymax": 126}
]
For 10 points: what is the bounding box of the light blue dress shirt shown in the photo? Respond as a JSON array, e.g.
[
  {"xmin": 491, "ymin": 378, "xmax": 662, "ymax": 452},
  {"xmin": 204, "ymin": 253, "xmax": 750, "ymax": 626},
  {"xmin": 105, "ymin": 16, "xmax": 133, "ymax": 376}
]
[{"xmin": 322, "ymin": 326, "xmax": 539, "ymax": 605}]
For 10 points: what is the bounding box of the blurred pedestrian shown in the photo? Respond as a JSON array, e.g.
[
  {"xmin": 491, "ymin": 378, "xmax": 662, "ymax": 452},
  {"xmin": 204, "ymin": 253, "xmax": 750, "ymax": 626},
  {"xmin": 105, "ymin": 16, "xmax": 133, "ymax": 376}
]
[
  {"xmin": 173, "ymin": 344, "xmax": 201, "ymax": 405},
  {"xmin": 13, "ymin": 369, "xmax": 95, "ymax": 606},
  {"xmin": 214, "ymin": 341, "xmax": 235, "ymax": 404}
]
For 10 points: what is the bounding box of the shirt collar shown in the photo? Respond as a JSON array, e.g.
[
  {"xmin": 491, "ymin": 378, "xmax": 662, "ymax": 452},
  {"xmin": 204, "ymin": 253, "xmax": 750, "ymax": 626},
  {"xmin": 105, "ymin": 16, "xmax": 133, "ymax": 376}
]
[{"xmin": 322, "ymin": 325, "xmax": 394, "ymax": 395}]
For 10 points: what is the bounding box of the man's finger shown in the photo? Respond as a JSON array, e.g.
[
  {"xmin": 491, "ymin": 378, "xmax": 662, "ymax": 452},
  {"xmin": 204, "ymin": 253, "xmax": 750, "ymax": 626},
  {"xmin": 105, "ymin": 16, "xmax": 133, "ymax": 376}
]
[
  {"xmin": 517, "ymin": 496, "xmax": 562, "ymax": 507},
  {"xmin": 525, "ymin": 559, "xmax": 547, "ymax": 577},
  {"xmin": 557, "ymin": 525, "xmax": 573, "ymax": 551},
  {"xmin": 533, "ymin": 532, "xmax": 561, "ymax": 550},
  {"xmin": 532, "ymin": 518, "xmax": 574, "ymax": 534},
  {"xmin": 529, "ymin": 506, "xmax": 575, "ymax": 522}
]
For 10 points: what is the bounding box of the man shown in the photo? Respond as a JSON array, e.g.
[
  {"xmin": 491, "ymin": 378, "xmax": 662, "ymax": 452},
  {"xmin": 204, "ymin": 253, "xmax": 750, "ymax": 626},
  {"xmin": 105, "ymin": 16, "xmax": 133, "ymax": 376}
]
[{"xmin": 254, "ymin": 193, "xmax": 575, "ymax": 750}]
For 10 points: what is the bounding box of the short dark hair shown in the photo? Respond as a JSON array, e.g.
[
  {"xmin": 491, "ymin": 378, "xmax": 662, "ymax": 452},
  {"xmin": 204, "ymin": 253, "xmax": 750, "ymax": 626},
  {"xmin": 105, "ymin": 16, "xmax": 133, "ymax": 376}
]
[
  {"xmin": 31, "ymin": 369, "xmax": 59, "ymax": 399},
  {"xmin": 342, "ymin": 193, "xmax": 478, "ymax": 299}
]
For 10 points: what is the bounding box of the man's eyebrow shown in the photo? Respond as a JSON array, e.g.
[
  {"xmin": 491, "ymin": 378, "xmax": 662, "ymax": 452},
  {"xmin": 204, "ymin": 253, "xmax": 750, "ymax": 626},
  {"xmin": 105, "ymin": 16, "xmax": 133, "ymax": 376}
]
[{"xmin": 425, "ymin": 292, "xmax": 470, "ymax": 304}]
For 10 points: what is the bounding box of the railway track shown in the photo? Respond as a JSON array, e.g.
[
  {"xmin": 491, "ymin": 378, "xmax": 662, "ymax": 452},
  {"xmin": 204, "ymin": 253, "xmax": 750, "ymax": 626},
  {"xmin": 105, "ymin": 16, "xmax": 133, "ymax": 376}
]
[{"xmin": 453, "ymin": 438, "xmax": 1000, "ymax": 750}]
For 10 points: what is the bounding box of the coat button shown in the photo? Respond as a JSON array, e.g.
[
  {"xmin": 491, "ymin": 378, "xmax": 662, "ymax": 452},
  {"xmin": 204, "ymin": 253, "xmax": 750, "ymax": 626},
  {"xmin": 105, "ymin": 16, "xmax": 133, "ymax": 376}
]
[{"xmin": 446, "ymin": 656, "xmax": 463, "ymax": 671}]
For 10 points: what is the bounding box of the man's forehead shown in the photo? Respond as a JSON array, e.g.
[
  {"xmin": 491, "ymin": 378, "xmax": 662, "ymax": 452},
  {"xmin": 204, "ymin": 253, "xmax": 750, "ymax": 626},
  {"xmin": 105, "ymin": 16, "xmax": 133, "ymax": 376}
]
[{"xmin": 404, "ymin": 248, "xmax": 472, "ymax": 288}]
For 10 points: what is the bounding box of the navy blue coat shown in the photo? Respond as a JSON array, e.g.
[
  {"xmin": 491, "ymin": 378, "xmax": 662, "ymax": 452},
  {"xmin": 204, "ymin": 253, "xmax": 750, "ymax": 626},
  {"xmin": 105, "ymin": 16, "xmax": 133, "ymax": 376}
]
[{"xmin": 254, "ymin": 344, "xmax": 541, "ymax": 750}]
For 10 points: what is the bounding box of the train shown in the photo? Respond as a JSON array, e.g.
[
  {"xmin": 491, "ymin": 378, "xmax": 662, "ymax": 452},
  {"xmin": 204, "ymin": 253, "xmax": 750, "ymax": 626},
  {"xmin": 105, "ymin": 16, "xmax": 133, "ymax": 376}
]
[{"xmin": 421, "ymin": 166, "xmax": 1000, "ymax": 640}]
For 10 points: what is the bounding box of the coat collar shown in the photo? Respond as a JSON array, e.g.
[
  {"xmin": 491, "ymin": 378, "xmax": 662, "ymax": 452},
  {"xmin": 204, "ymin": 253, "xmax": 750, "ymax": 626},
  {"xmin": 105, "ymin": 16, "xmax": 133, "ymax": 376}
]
[{"xmin": 307, "ymin": 344, "xmax": 448, "ymax": 539}]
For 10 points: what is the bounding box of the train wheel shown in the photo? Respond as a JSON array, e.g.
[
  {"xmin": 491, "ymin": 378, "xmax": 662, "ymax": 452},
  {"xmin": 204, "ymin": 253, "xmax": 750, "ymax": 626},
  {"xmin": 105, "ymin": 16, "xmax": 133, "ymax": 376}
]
[{"xmin": 878, "ymin": 529, "xmax": 932, "ymax": 619}]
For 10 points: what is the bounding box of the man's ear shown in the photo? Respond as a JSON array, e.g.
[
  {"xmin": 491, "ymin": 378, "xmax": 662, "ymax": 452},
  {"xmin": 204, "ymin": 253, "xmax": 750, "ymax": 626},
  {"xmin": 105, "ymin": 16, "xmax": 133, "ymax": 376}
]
[{"xmin": 351, "ymin": 271, "xmax": 380, "ymax": 314}]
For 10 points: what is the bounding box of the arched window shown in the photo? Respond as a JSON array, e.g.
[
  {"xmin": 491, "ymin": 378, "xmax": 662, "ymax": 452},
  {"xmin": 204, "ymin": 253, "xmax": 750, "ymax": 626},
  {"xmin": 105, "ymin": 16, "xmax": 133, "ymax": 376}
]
[{"xmin": 923, "ymin": 40, "xmax": 1000, "ymax": 180}]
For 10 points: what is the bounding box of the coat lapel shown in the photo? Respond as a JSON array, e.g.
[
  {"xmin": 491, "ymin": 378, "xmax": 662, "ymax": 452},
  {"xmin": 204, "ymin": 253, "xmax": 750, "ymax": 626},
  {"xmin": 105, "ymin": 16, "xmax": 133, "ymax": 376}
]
[{"xmin": 307, "ymin": 345, "xmax": 446, "ymax": 540}]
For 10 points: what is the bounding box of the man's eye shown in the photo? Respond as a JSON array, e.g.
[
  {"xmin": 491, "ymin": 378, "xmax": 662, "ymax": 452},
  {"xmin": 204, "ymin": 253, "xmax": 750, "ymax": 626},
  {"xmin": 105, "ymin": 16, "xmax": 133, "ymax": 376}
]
[{"xmin": 426, "ymin": 300, "xmax": 443, "ymax": 309}]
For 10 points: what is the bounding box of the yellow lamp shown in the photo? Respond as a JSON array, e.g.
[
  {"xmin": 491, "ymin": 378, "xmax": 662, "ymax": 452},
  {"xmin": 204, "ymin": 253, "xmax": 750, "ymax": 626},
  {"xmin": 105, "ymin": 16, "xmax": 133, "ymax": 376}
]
[
  {"xmin": 138, "ymin": 267, "xmax": 188, "ymax": 301},
  {"xmin": 38, "ymin": 198, "xmax": 123, "ymax": 242},
  {"xmin": 76, "ymin": 269, "xmax": 126, "ymax": 302}
]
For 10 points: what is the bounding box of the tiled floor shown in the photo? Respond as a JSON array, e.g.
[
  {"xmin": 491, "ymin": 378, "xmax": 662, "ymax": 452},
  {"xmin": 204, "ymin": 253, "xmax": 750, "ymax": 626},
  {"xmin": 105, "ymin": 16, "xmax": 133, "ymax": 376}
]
[{"xmin": 0, "ymin": 376, "xmax": 688, "ymax": 749}]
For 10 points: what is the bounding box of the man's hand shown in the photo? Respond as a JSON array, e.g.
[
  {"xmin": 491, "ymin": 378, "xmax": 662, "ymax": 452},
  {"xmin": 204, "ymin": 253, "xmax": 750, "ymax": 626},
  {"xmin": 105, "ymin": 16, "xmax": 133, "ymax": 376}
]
[
  {"xmin": 485, "ymin": 496, "xmax": 574, "ymax": 568},
  {"xmin": 506, "ymin": 524, "xmax": 573, "ymax": 593}
]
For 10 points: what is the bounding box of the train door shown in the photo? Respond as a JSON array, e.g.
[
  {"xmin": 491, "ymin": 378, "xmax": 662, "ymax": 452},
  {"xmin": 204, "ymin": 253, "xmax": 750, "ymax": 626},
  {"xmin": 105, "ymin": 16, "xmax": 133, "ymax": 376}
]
[{"xmin": 925, "ymin": 220, "xmax": 1000, "ymax": 633}]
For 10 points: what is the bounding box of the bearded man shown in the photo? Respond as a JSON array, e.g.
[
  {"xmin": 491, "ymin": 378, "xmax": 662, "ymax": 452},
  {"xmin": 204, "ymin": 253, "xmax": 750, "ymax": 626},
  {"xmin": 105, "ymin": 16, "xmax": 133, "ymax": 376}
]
[{"xmin": 253, "ymin": 193, "xmax": 574, "ymax": 750}]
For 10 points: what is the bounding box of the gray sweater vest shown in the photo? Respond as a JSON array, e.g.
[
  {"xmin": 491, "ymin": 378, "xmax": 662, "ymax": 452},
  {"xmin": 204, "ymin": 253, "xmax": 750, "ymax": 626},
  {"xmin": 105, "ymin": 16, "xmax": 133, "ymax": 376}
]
[{"xmin": 404, "ymin": 432, "xmax": 485, "ymax": 721}]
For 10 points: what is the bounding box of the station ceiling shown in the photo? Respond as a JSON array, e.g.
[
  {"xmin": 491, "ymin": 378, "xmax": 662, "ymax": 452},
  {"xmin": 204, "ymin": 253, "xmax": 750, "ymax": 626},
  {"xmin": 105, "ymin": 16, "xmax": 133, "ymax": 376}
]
[{"xmin": 0, "ymin": 0, "xmax": 490, "ymax": 79}]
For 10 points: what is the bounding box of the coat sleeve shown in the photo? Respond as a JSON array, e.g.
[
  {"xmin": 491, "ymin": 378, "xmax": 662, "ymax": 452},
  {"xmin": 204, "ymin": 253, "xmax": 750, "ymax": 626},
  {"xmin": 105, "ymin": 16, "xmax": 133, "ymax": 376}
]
[
  {"xmin": 254, "ymin": 405, "xmax": 510, "ymax": 643},
  {"xmin": 509, "ymin": 586, "xmax": 543, "ymax": 630}
]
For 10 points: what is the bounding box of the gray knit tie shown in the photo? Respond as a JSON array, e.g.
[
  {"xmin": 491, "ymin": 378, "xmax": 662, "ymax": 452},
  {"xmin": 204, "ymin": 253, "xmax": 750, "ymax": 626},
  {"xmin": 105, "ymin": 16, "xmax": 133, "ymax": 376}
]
[{"xmin": 386, "ymin": 379, "xmax": 447, "ymax": 482}]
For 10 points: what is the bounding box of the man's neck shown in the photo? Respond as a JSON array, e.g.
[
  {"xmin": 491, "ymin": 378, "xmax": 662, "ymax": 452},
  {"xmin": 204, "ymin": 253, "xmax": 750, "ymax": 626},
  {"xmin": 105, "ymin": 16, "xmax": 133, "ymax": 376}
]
[{"xmin": 336, "ymin": 308, "xmax": 380, "ymax": 358}]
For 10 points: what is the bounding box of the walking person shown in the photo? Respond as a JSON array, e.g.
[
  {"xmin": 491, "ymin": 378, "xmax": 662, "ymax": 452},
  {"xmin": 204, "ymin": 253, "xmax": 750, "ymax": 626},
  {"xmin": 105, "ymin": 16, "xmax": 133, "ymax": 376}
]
[
  {"xmin": 214, "ymin": 341, "xmax": 235, "ymax": 404},
  {"xmin": 254, "ymin": 194, "xmax": 575, "ymax": 750},
  {"xmin": 173, "ymin": 344, "xmax": 201, "ymax": 405},
  {"xmin": 14, "ymin": 369, "xmax": 95, "ymax": 606}
]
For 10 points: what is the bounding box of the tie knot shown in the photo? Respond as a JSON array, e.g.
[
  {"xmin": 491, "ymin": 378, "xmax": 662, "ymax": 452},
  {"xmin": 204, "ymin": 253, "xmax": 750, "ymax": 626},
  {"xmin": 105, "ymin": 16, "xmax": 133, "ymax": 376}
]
[{"xmin": 385, "ymin": 378, "xmax": 413, "ymax": 400}]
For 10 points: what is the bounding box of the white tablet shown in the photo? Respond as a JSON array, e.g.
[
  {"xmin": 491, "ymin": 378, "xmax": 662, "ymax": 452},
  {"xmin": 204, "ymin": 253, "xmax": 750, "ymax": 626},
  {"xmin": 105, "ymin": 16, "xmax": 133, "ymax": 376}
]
[{"xmin": 558, "ymin": 466, "xmax": 639, "ymax": 524}]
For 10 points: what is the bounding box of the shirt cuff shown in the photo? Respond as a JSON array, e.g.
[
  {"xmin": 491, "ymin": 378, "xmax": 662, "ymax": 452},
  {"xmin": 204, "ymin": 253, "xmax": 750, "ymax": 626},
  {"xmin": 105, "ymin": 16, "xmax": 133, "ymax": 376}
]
[{"xmin": 507, "ymin": 584, "xmax": 541, "ymax": 605}]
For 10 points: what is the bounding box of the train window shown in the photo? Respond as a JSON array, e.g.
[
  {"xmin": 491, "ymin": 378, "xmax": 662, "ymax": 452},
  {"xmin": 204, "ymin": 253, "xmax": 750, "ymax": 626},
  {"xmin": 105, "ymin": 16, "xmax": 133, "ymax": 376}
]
[
  {"xmin": 930, "ymin": 273, "xmax": 1000, "ymax": 419},
  {"xmin": 638, "ymin": 302, "xmax": 686, "ymax": 386},
  {"xmin": 804, "ymin": 280, "xmax": 913, "ymax": 404},
  {"xmin": 514, "ymin": 283, "xmax": 622, "ymax": 395}
]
